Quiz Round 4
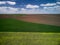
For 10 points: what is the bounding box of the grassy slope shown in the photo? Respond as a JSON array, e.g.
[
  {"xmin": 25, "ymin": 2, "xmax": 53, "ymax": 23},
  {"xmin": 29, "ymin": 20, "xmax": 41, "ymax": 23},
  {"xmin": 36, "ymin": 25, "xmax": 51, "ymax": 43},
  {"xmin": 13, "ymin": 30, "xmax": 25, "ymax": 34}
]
[
  {"xmin": 0, "ymin": 18, "xmax": 60, "ymax": 32},
  {"xmin": 0, "ymin": 32, "xmax": 60, "ymax": 45}
]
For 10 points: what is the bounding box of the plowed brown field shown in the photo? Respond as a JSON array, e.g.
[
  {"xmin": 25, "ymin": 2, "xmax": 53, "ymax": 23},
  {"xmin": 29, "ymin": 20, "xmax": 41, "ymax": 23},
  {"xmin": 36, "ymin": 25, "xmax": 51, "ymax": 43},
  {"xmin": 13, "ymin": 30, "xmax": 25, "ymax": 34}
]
[{"xmin": 0, "ymin": 14, "xmax": 60, "ymax": 26}]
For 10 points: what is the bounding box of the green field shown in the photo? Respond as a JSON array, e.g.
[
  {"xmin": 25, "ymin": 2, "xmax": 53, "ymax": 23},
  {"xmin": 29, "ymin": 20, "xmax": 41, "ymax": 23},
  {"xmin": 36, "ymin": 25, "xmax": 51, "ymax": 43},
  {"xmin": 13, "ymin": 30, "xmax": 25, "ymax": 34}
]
[
  {"xmin": 0, "ymin": 32, "xmax": 60, "ymax": 45},
  {"xmin": 0, "ymin": 18, "xmax": 60, "ymax": 32},
  {"xmin": 0, "ymin": 17, "xmax": 60, "ymax": 45}
]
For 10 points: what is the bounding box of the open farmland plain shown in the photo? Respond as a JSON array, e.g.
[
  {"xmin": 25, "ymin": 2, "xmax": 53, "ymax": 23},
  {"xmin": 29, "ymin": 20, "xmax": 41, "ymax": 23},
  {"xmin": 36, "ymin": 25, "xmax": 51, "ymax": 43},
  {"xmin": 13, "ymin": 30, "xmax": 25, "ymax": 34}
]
[
  {"xmin": 0, "ymin": 14, "xmax": 60, "ymax": 26},
  {"xmin": 0, "ymin": 14, "xmax": 60, "ymax": 32},
  {"xmin": 0, "ymin": 32, "xmax": 60, "ymax": 45},
  {"xmin": 0, "ymin": 14, "xmax": 60, "ymax": 45}
]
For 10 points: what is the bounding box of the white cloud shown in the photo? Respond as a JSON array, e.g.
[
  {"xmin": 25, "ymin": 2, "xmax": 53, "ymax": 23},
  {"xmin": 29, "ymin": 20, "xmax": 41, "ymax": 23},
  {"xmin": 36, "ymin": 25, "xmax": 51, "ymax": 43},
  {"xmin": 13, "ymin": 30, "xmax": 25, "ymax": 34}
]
[
  {"xmin": 43, "ymin": 5, "xmax": 60, "ymax": 14},
  {"xmin": 0, "ymin": 1, "xmax": 16, "ymax": 5},
  {"xmin": 44, "ymin": 6, "xmax": 52, "ymax": 9},
  {"xmin": 54, "ymin": 5, "xmax": 60, "ymax": 10},
  {"xmin": 0, "ymin": 7, "xmax": 19, "ymax": 14},
  {"xmin": 7, "ymin": 1, "xmax": 16, "ymax": 5},
  {"xmin": 26, "ymin": 4, "xmax": 39, "ymax": 8},
  {"xmin": 19, "ymin": 9, "xmax": 44, "ymax": 14},
  {"xmin": 56, "ymin": 2, "xmax": 60, "ymax": 4},
  {"xmin": 40, "ymin": 3, "xmax": 56, "ymax": 6},
  {"xmin": 44, "ymin": 5, "xmax": 60, "ymax": 10},
  {"xmin": 0, "ymin": 1, "xmax": 6, "ymax": 4},
  {"xmin": 0, "ymin": 6, "xmax": 46, "ymax": 14},
  {"xmin": 0, "ymin": 6, "xmax": 60, "ymax": 14},
  {"xmin": 21, "ymin": 8, "xmax": 26, "ymax": 11}
]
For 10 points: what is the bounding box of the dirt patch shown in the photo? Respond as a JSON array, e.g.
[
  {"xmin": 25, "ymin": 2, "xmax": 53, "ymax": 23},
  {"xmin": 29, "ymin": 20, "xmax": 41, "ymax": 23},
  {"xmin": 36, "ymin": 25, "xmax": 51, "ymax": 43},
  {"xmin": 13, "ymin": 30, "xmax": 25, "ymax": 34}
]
[{"xmin": 0, "ymin": 14, "xmax": 60, "ymax": 26}]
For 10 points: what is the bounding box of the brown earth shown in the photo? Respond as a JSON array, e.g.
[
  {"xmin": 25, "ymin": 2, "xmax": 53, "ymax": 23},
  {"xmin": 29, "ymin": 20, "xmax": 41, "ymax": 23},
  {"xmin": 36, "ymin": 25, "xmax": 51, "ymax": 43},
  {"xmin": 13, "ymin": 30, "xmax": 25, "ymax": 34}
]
[{"xmin": 0, "ymin": 14, "xmax": 60, "ymax": 26}]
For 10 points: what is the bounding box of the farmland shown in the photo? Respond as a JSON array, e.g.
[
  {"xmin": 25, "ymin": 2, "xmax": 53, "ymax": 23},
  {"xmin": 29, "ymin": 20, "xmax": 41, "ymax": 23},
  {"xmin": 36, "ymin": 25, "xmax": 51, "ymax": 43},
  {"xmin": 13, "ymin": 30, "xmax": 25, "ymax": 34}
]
[
  {"xmin": 0, "ymin": 14, "xmax": 60, "ymax": 32},
  {"xmin": 0, "ymin": 14, "xmax": 60, "ymax": 45},
  {"xmin": 0, "ymin": 14, "xmax": 60, "ymax": 26},
  {"xmin": 0, "ymin": 32, "xmax": 60, "ymax": 45}
]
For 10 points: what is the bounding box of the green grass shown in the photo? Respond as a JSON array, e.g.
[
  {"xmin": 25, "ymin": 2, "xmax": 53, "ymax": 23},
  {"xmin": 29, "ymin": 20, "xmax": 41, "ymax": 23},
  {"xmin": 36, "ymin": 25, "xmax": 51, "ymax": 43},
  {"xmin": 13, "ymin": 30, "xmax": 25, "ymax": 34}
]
[
  {"xmin": 0, "ymin": 14, "xmax": 26, "ymax": 16},
  {"xmin": 0, "ymin": 32, "xmax": 60, "ymax": 45},
  {"xmin": 0, "ymin": 18, "xmax": 60, "ymax": 32}
]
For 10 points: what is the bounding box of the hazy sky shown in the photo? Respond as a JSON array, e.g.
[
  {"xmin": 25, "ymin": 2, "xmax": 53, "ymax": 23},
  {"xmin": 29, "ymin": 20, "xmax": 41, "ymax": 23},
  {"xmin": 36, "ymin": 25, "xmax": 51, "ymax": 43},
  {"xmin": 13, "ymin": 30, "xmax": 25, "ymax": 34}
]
[{"xmin": 0, "ymin": 0, "xmax": 60, "ymax": 14}]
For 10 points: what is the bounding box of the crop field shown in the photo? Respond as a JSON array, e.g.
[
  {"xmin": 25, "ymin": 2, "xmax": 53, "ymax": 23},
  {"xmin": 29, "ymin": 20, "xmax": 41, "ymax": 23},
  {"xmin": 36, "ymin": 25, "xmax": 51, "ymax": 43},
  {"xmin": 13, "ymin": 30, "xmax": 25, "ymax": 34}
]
[
  {"xmin": 0, "ymin": 14, "xmax": 60, "ymax": 26},
  {"xmin": 0, "ymin": 14, "xmax": 60, "ymax": 45},
  {"xmin": 0, "ymin": 32, "xmax": 60, "ymax": 45},
  {"xmin": 0, "ymin": 14, "xmax": 60, "ymax": 32},
  {"xmin": 0, "ymin": 18, "xmax": 60, "ymax": 32}
]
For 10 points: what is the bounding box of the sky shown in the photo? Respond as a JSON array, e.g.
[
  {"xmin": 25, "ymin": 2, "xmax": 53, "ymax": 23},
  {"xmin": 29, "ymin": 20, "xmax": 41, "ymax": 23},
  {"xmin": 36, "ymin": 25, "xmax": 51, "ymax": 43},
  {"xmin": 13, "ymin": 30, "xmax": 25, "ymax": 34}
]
[{"xmin": 0, "ymin": 0, "xmax": 60, "ymax": 14}]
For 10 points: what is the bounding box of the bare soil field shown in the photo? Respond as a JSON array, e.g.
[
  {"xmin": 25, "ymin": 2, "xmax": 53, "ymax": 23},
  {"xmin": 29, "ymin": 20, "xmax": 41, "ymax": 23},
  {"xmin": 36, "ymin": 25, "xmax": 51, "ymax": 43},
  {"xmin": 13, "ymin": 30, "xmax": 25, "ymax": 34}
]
[{"xmin": 0, "ymin": 14, "xmax": 60, "ymax": 26}]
